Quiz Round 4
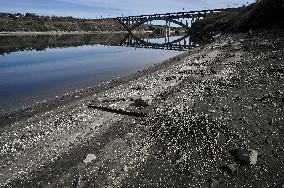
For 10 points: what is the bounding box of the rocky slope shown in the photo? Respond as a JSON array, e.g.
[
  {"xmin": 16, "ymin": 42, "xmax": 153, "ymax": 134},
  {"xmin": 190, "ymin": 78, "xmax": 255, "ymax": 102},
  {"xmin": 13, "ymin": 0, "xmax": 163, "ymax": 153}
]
[{"xmin": 192, "ymin": 0, "xmax": 284, "ymax": 34}]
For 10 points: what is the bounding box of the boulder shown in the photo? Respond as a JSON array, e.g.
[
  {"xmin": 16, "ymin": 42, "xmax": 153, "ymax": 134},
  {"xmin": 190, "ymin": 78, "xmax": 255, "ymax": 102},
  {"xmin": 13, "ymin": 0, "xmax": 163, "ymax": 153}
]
[{"xmin": 232, "ymin": 148, "xmax": 258, "ymax": 165}]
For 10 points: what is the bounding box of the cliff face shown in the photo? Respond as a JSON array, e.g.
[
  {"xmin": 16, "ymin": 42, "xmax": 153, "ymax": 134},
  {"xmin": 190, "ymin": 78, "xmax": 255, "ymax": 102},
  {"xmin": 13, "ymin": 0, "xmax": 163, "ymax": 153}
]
[{"xmin": 192, "ymin": 0, "xmax": 284, "ymax": 34}]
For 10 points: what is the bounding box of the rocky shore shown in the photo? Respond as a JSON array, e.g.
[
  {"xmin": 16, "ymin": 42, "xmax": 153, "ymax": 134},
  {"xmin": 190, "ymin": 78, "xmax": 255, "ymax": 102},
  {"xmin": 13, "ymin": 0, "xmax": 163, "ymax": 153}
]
[{"xmin": 0, "ymin": 28, "xmax": 283, "ymax": 187}]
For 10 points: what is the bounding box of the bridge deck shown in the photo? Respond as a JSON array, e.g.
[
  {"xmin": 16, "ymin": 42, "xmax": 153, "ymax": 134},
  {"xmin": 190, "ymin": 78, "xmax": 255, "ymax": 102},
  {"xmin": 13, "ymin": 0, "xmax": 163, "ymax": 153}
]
[{"xmin": 116, "ymin": 8, "xmax": 232, "ymax": 20}]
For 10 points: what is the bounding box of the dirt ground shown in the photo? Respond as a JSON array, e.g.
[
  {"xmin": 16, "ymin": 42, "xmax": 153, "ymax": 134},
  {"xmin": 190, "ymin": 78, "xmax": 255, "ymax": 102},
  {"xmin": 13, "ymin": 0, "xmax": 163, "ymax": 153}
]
[{"xmin": 0, "ymin": 29, "xmax": 283, "ymax": 187}]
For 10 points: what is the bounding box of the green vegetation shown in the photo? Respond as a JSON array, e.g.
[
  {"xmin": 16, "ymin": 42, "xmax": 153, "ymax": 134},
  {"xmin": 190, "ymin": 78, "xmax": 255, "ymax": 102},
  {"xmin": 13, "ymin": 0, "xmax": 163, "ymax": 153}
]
[
  {"xmin": 0, "ymin": 12, "xmax": 182, "ymax": 33},
  {"xmin": 0, "ymin": 13, "xmax": 125, "ymax": 32}
]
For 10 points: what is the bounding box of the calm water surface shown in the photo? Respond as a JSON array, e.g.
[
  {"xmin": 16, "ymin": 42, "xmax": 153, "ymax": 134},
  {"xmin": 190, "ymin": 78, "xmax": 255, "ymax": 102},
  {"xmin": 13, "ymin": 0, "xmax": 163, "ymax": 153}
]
[{"xmin": 0, "ymin": 34, "xmax": 185, "ymax": 111}]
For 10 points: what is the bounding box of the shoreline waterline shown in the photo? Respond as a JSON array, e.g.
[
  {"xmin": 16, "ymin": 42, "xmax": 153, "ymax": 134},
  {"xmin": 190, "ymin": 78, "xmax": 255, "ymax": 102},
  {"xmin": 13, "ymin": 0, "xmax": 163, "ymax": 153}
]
[
  {"xmin": 0, "ymin": 30, "xmax": 154, "ymax": 36},
  {"xmin": 0, "ymin": 51, "xmax": 188, "ymax": 126}
]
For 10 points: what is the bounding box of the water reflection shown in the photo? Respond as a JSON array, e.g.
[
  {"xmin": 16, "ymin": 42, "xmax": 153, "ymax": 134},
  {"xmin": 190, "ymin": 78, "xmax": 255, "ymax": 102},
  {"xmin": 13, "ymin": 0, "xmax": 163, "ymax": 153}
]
[
  {"xmin": 121, "ymin": 32, "xmax": 196, "ymax": 51},
  {"xmin": 0, "ymin": 34, "xmax": 125, "ymax": 55},
  {"xmin": 0, "ymin": 33, "xmax": 196, "ymax": 55}
]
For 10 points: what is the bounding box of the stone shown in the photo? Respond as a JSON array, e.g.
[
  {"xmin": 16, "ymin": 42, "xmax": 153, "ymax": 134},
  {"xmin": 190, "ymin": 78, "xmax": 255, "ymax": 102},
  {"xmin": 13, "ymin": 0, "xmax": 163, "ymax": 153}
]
[
  {"xmin": 209, "ymin": 178, "xmax": 219, "ymax": 188},
  {"xmin": 226, "ymin": 163, "xmax": 237, "ymax": 174},
  {"xmin": 133, "ymin": 98, "xmax": 149, "ymax": 107},
  {"xmin": 232, "ymin": 148, "xmax": 258, "ymax": 165},
  {"xmin": 142, "ymin": 96, "xmax": 153, "ymax": 105},
  {"xmin": 83, "ymin": 154, "xmax": 97, "ymax": 165},
  {"xmin": 165, "ymin": 75, "xmax": 177, "ymax": 81},
  {"xmin": 213, "ymin": 33, "xmax": 222, "ymax": 39},
  {"xmin": 178, "ymin": 66, "xmax": 198, "ymax": 74},
  {"xmin": 123, "ymin": 165, "xmax": 129, "ymax": 172}
]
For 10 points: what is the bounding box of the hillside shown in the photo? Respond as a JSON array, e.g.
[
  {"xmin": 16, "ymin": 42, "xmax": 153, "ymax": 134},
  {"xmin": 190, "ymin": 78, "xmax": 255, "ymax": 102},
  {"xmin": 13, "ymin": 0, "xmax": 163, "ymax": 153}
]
[
  {"xmin": 192, "ymin": 0, "xmax": 284, "ymax": 34},
  {"xmin": 0, "ymin": 13, "xmax": 125, "ymax": 32}
]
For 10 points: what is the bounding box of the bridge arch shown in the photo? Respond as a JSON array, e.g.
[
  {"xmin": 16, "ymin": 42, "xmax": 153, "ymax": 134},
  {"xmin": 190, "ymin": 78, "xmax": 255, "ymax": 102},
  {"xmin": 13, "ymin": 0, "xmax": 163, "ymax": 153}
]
[
  {"xmin": 121, "ymin": 32, "xmax": 191, "ymax": 47},
  {"xmin": 130, "ymin": 18, "xmax": 191, "ymax": 33},
  {"xmin": 117, "ymin": 17, "xmax": 191, "ymax": 34}
]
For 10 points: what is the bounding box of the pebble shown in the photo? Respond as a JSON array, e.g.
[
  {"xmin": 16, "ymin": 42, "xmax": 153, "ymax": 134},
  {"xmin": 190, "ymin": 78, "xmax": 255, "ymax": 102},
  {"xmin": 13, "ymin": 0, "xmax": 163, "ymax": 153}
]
[{"xmin": 83, "ymin": 154, "xmax": 97, "ymax": 164}]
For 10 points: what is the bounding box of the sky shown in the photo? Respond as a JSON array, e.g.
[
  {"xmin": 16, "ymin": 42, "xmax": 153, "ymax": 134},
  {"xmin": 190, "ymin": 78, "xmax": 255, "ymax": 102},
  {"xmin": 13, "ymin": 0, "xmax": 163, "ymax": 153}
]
[{"xmin": 0, "ymin": 0, "xmax": 255, "ymax": 18}]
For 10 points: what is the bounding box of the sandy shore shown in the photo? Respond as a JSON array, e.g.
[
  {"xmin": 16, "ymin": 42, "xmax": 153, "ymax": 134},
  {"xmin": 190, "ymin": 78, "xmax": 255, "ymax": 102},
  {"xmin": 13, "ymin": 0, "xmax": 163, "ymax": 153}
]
[{"xmin": 0, "ymin": 29, "xmax": 283, "ymax": 187}]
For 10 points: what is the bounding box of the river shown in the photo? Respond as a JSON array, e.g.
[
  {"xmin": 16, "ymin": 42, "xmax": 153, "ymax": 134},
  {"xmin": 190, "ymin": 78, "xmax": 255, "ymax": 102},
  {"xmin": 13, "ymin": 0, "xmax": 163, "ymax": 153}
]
[{"xmin": 0, "ymin": 33, "xmax": 192, "ymax": 112}]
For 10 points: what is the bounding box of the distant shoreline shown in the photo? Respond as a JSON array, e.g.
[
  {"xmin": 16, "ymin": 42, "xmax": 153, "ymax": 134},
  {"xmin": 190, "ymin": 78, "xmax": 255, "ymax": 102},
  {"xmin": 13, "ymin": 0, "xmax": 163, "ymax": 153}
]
[{"xmin": 0, "ymin": 31, "xmax": 153, "ymax": 36}]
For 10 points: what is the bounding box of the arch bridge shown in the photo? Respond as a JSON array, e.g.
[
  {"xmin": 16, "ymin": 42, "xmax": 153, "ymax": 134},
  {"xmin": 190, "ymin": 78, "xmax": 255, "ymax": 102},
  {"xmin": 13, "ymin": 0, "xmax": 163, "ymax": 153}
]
[{"xmin": 115, "ymin": 9, "xmax": 228, "ymax": 33}]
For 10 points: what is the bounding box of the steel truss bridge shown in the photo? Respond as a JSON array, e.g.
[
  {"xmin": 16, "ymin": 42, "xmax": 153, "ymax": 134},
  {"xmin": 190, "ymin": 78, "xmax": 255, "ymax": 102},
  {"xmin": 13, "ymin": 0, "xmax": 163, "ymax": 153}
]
[
  {"xmin": 115, "ymin": 9, "xmax": 229, "ymax": 33},
  {"xmin": 112, "ymin": 9, "xmax": 229, "ymax": 51}
]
